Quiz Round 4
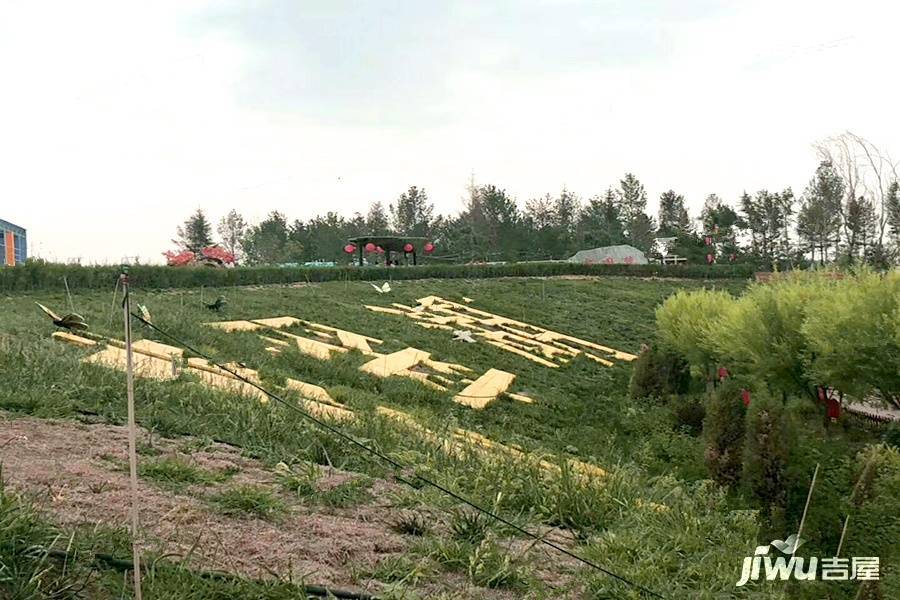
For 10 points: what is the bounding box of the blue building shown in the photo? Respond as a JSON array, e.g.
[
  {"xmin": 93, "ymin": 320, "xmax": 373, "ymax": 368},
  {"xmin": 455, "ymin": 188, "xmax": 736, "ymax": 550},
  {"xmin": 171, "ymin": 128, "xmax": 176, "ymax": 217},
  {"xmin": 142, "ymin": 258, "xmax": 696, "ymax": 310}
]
[{"xmin": 0, "ymin": 219, "xmax": 27, "ymax": 266}]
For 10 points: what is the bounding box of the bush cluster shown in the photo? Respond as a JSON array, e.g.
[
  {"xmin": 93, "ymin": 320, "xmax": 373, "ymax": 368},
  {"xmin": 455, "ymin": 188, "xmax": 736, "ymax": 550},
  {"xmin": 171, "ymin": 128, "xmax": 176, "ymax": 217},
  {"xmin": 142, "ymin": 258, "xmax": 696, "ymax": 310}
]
[{"xmin": 0, "ymin": 260, "xmax": 756, "ymax": 292}]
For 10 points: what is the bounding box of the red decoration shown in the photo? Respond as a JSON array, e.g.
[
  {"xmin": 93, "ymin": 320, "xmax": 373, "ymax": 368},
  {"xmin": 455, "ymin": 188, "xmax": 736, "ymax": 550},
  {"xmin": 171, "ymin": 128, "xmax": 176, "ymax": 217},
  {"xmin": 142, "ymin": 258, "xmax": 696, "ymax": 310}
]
[
  {"xmin": 704, "ymin": 236, "xmax": 712, "ymax": 245},
  {"xmin": 706, "ymin": 253, "xmax": 715, "ymax": 264},
  {"xmin": 201, "ymin": 246, "xmax": 235, "ymax": 265},
  {"xmin": 826, "ymin": 398, "xmax": 841, "ymax": 419},
  {"xmin": 423, "ymin": 242, "xmax": 435, "ymax": 254},
  {"xmin": 403, "ymin": 243, "xmax": 414, "ymax": 252},
  {"xmin": 604, "ymin": 256, "xmax": 615, "ymax": 265},
  {"xmin": 365, "ymin": 242, "xmax": 376, "ymax": 252},
  {"xmin": 344, "ymin": 244, "xmax": 356, "ymax": 254},
  {"xmin": 718, "ymin": 366, "xmax": 729, "ymax": 380},
  {"xmin": 741, "ymin": 389, "xmax": 751, "ymax": 406},
  {"xmin": 376, "ymin": 246, "xmax": 385, "ymax": 254},
  {"xmin": 164, "ymin": 250, "xmax": 195, "ymax": 266},
  {"xmin": 624, "ymin": 256, "xmax": 635, "ymax": 264},
  {"xmin": 817, "ymin": 386, "xmax": 827, "ymax": 401}
]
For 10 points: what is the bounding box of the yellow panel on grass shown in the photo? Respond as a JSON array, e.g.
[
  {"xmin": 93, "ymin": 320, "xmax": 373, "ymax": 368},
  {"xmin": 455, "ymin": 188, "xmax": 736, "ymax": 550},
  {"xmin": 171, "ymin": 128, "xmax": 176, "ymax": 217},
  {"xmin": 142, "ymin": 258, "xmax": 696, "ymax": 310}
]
[
  {"xmin": 276, "ymin": 331, "xmax": 348, "ymax": 360},
  {"xmin": 84, "ymin": 346, "xmax": 177, "ymax": 381},
  {"xmin": 206, "ymin": 320, "xmax": 261, "ymax": 332},
  {"xmin": 360, "ymin": 347, "xmax": 430, "ymax": 378},
  {"xmin": 252, "ymin": 316, "xmax": 302, "ymax": 329},
  {"xmin": 336, "ymin": 330, "xmax": 373, "ymax": 354},
  {"xmin": 454, "ymin": 368, "xmax": 516, "ymax": 409},
  {"xmin": 365, "ymin": 305, "xmax": 408, "ymax": 315}
]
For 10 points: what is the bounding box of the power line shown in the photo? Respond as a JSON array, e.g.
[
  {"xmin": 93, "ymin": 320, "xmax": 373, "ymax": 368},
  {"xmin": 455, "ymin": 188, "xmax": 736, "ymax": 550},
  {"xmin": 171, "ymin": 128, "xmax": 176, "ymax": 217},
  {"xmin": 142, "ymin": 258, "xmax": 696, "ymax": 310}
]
[{"xmin": 126, "ymin": 305, "xmax": 665, "ymax": 599}]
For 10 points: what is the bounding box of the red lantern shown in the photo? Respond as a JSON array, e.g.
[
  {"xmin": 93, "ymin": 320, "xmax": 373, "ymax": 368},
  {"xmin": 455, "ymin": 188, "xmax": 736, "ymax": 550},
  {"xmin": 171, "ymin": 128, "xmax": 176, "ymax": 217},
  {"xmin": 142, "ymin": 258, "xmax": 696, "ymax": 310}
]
[
  {"xmin": 364, "ymin": 242, "xmax": 376, "ymax": 252},
  {"xmin": 741, "ymin": 389, "xmax": 751, "ymax": 407},
  {"xmin": 826, "ymin": 398, "xmax": 841, "ymax": 419},
  {"xmin": 343, "ymin": 244, "xmax": 356, "ymax": 254},
  {"xmin": 704, "ymin": 236, "xmax": 712, "ymax": 246},
  {"xmin": 706, "ymin": 253, "xmax": 714, "ymax": 264},
  {"xmin": 423, "ymin": 242, "xmax": 435, "ymax": 254},
  {"xmin": 376, "ymin": 246, "xmax": 385, "ymax": 254},
  {"xmin": 604, "ymin": 256, "xmax": 615, "ymax": 265},
  {"xmin": 718, "ymin": 366, "xmax": 729, "ymax": 381},
  {"xmin": 403, "ymin": 243, "xmax": 414, "ymax": 252},
  {"xmin": 624, "ymin": 256, "xmax": 635, "ymax": 264}
]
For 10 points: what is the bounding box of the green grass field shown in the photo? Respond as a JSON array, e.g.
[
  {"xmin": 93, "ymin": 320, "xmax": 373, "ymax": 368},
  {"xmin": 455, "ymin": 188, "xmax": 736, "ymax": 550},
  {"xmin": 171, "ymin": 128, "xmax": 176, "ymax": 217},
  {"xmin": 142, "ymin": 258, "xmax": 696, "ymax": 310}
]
[{"xmin": 0, "ymin": 275, "xmax": 892, "ymax": 598}]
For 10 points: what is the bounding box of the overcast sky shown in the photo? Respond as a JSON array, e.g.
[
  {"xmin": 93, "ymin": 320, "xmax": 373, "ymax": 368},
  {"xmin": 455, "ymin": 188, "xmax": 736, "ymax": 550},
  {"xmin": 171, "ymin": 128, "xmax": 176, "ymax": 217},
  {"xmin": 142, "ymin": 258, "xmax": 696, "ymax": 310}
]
[{"xmin": 1, "ymin": 0, "xmax": 898, "ymax": 264}]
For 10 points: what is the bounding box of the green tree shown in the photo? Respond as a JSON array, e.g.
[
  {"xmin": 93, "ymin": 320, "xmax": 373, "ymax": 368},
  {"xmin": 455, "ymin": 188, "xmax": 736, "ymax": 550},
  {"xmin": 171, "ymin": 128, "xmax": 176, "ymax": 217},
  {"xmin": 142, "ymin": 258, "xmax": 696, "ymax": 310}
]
[
  {"xmin": 844, "ymin": 195, "xmax": 878, "ymax": 263},
  {"xmin": 887, "ymin": 180, "xmax": 900, "ymax": 249},
  {"xmin": 365, "ymin": 201, "xmax": 390, "ymax": 234},
  {"xmin": 802, "ymin": 270, "xmax": 900, "ymax": 409},
  {"xmin": 712, "ymin": 274, "xmax": 827, "ymax": 402},
  {"xmin": 704, "ymin": 379, "xmax": 747, "ymax": 486},
  {"xmin": 217, "ymin": 209, "xmax": 246, "ymax": 262},
  {"xmin": 175, "ymin": 209, "xmax": 213, "ymax": 253},
  {"xmin": 656, "ymin": 288, "xmax": 735, "ymax": 378},
  {"xmin": 742, "ymin": 392, "xmax": 790, "ymax": 525},
  {"xmin": 617, "ymin": 173, "xmax": 656, "ymax": 251},
  {"xmin": 241, "ymin": 211, "xmax": 304, "ymax": 265},
  {"xmin": 657, "ymin": 190, "xmax": 691, "ymax": 236},
  {"xmin": 796, "ymin": 162, "xmax": 843, "ymax": 265},
  {"xmin": 389, "ymin": 186, "xmax": 433, "ymax": 236},
  {"xmin": 577, "ymin": 189, "xmax": 626, "ymax": 248}
]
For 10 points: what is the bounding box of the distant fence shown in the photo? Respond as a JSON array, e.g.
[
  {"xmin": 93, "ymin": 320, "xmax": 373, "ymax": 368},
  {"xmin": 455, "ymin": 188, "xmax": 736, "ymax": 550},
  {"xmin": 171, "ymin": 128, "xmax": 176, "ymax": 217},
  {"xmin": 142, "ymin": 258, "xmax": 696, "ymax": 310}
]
[{"xmin": 0, "ymin": 261, "xmax": 757, "ymax": 293}]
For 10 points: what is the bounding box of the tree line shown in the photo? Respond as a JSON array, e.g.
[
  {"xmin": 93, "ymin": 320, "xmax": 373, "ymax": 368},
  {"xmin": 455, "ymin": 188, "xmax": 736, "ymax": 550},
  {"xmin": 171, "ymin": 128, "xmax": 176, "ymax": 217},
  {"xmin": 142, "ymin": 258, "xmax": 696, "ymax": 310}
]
[{"xmin": 173, "ymin": 132, "xmax": 900, "ymax": 267}]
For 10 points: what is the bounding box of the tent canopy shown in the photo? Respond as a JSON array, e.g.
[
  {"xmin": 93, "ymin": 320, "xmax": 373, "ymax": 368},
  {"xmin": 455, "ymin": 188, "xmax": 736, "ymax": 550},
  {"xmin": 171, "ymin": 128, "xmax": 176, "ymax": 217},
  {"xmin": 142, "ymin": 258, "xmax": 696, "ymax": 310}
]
[
  {"xmin": 348, "ymin": 236, "xmax": 427, "ymax": 253},
  {"xmin": 568, "ymin": 244, "xmax": 648, "ymax": 265}
]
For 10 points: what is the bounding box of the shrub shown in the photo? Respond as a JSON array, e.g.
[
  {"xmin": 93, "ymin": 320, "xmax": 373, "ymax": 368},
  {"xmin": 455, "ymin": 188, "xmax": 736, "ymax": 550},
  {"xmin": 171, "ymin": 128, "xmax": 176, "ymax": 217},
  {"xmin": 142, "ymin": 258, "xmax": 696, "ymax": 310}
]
[
  {"xmin": 0, "ymin": 260, "xmax": 754, "ymax": 292},
  {"xmin": 742, "ymin": 392, "xmax": 790, "ymax": 520},
  {"xmin": 802, "ymin": 270, "xmax": 900, "ymax": 409},
  {"xmin": 656, "ymin": 288, "xmax": 736, "ymax": 372},
  {"xmin": 628, "ymin": 344, "xmax": 691, "ymax": 399},
  {"xmin": 672, "ymin": 397, "xmax": 706, "ymax": 435},
  {"xmin": 703, "ymin": 380, "xmax": 747, "ymax": 486}
]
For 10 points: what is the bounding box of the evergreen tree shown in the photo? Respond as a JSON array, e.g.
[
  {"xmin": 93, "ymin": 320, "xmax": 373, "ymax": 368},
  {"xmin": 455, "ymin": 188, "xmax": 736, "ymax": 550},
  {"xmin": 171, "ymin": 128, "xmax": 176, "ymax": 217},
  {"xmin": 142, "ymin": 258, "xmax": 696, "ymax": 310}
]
[
  {"xmin": 887, "ymin": 181, "xmax": 900, "ymax": 247},
  {"xmin": 217, "ymin": 209, "xmax": 246, "ymax": 262},
  {"xmin": 616, "ymin": 173, "xmax": 656, "ymax": 251},
  {"xmin": 175, "ymin": 209, "xmax": 213, "ymax": 253},
  {"xmin": 742, "ymin": 392, "xmax": 790, "ymax": 525},
  {"xmin": 389, "ymin": 186, "xmax": 433, "ymax": 236},
  {"xmin": 657, "ymin": 190, "xmax": 692, "ymax": 236},
  {"xmin": 704, "ymin": 379, "xmax": 747, "ymax": 487},
  {"xmin": 365, "ymin": 201, "xmax": 390, "ymax": 234},
  {"xmin": 577, "ymin": 189, "xmax": 625, "ymax": 248}
]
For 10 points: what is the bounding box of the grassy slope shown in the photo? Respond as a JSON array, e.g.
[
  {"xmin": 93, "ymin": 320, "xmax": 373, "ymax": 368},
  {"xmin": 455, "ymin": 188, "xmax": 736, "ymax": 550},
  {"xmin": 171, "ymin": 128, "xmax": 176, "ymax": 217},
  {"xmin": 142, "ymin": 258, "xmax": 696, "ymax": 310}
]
[{"xmin": 2, "ymin": 275, "xmax": 886, "ymax": 598}]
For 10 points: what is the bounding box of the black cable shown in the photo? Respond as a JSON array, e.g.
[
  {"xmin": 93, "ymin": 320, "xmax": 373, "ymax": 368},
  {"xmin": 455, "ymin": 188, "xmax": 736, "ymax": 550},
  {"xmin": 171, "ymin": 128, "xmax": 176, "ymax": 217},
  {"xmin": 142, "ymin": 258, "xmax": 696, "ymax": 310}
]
[{"xmin": 127, "ymin": 310, "xmax": 665, "ymax": 599}]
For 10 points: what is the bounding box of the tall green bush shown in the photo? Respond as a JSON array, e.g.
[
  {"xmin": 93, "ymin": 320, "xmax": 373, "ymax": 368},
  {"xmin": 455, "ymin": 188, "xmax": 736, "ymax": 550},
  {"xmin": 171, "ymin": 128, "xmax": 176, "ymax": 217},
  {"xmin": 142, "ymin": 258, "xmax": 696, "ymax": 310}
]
[
  {"xmin": 713, "ymin": 273, "xmax": 831, "ymax": 401},
  {"xmin": 656, "ymin": 288, "xmax": 736, "ymax": 373},
  {"xmin": 628, "ymin": 344, "xmax": 691, "ymax": 399},
  {"xmin": 703, "ymin": 380, "xmax": 747, "ymax": 486},
  {"xmin": 742, "ymin": 392, "xmax": 790, "ymax": 522}
]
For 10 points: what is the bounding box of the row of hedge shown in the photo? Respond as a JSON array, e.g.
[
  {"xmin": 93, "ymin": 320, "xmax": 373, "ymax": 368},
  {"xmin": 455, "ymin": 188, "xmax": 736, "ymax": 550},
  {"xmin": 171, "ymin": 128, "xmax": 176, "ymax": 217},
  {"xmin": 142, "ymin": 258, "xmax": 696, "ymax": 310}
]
[{"xmin": 0, "ymin": 261, "xmax": 756, "ymax": 292}]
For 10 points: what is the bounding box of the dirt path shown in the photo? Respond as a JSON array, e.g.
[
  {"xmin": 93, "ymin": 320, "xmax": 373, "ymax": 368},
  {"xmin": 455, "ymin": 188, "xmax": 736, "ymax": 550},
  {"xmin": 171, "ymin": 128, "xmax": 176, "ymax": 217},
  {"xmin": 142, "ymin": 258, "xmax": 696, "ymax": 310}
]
[{"xmin": 0, "ymin": 413, "xmax": 410, "ymax": 594}]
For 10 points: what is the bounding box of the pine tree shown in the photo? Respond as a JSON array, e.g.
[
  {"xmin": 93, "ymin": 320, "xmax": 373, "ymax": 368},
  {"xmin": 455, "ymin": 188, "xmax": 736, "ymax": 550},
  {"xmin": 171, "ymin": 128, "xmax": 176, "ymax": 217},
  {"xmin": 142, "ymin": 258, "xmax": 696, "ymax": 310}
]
[
  {"xmin": 175, "ymin": 209, "xmax": 213, "ymax": 253},
  {"xmin": 742, "ymin": 392, "xmax": 790, "ymax": 525},
  {"xmin": 365, "ymin": 201, "xmax": 390, "ymax": 234},
  {"xmin": 577, "ymin": 190, "xmax": 625, "ymax": 248},
  {"xmin": 616, "ymin": 173, "xmax": 656, "ymax": 252},
  {"xmin": 657, "ymin": 190, "xmax": 691, "ymax": 236},
  {"xmin": 704, "ymin": 379, "xmax": 747, "ymax": 486}
]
